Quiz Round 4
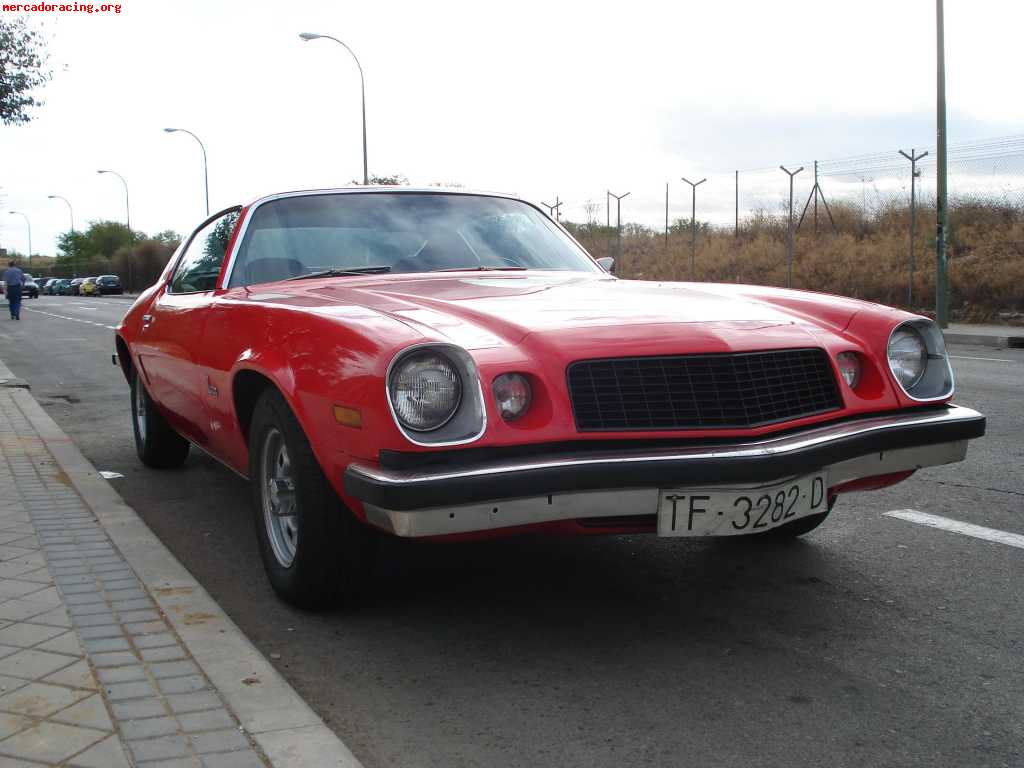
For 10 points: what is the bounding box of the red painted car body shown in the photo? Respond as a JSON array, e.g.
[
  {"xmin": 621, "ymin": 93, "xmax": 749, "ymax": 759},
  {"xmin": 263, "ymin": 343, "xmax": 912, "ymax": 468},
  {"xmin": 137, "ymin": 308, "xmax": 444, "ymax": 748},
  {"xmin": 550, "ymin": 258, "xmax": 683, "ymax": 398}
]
[{"xmin": 115, "ymin": 189, "xmax": 984, "ymax": 585}]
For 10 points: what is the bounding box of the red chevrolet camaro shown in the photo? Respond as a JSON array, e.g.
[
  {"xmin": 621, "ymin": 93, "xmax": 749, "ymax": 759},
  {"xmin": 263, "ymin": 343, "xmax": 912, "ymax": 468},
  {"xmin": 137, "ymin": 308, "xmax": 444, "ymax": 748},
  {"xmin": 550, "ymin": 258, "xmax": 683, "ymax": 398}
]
[{"xmin": 115, "ymin": 188, "xmax": 985, "ymax": 608}]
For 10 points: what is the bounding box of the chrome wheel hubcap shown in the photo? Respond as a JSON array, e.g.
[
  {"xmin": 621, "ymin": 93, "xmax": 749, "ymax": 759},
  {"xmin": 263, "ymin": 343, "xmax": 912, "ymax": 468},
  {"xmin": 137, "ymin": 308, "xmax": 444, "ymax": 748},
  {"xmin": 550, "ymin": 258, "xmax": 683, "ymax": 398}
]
[
  {"xmin": 134, "ymin": 381, "xmax": 147, "ymax": 443},
  {"xmin": 260, "ymin": 428, "xmax": 298, "ymax": 567}
]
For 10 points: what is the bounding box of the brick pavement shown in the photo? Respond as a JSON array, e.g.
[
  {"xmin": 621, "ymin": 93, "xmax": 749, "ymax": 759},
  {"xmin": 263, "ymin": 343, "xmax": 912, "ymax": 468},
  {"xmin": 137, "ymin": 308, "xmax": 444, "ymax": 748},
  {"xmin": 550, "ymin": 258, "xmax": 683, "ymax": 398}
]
[{"xmin": 0, "ymin": 385, "xmax": 268, "ymax": 767}]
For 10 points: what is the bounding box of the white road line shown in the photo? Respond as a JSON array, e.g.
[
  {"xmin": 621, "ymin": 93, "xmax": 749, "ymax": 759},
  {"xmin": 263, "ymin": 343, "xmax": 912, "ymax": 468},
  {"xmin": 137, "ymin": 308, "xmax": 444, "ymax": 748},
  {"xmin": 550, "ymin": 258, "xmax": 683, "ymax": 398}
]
[
  {"xmin": 24, "ymin": 307, "xmax": 119, "ymax": 331},
  {"xmin": 886, "ymin": 509, "xmax": 1024, "ymax": 550},
  {"xmin": 949, "ymin": 355, "xmax": 1015, "ymax": 363}
]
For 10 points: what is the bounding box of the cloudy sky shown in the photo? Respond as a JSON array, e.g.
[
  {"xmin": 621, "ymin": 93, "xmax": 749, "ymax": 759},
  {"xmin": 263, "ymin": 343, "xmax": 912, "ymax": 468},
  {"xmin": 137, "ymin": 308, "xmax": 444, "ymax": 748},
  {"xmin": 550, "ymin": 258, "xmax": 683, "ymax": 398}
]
[{"xmin": 1, "ymin": 0, "xmax": 1021, "ymax": 257}]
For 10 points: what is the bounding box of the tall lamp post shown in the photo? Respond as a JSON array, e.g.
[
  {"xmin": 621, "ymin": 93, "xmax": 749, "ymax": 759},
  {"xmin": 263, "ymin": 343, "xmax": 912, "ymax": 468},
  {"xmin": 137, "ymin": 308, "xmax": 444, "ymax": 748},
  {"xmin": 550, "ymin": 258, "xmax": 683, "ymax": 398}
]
[
  {"xmin": 163, "ymin": 128, "xmax": 209, "ymax": 216},
  {"xmin": 299, "ymin": 32, "xmax": 369, "ymax": 185},
  {"xmin": 935, "ymin": 0, "xmax": 949, "ymax": 327},
  {"xmin": 8, "ymin": 211, "xmax": 32, "ymax": 268},
  {"xmin": 47, "ymin": 195, "xmax": 75, "ymax": 276},
  {"xmin": 98, "ymin": 169, "xmax": 132, "ymax": 288}
]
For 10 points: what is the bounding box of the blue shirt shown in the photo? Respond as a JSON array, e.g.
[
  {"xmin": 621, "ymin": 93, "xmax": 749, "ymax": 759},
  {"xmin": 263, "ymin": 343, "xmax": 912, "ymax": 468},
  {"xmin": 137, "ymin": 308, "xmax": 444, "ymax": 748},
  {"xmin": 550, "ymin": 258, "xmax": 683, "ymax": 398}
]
[{"xmin": 2, "ymin": 267, "xmax": 24, "ymax": 287}]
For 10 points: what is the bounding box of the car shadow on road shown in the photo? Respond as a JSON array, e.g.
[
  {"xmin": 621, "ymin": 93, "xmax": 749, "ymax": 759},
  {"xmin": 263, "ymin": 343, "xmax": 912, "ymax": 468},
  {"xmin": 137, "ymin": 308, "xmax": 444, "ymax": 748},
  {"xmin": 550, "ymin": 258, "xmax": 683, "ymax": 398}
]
[{"xmin": 362, "ymin": 529, "xmax": 883, "ymax": 646}]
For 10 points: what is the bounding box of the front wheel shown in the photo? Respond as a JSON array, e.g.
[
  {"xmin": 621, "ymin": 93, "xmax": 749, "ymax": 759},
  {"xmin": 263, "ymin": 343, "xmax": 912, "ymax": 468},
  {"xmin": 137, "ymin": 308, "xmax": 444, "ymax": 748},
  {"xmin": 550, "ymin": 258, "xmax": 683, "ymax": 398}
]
[
  {"xmin": 131, "ymin": 370, "xmax": 190, "ymax": 468},
  {"xmin": 249, "ymin": 388, "xmax": 376, "ymax": 609}
]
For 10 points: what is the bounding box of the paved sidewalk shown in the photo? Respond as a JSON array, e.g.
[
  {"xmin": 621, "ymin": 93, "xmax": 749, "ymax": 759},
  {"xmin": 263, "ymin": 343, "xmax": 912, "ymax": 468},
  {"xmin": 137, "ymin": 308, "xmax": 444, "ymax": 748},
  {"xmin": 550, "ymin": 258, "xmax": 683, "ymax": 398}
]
[
  {"xmin": 942, "ymin": 322, "xmax": 1024, "ymax": 349},
  {"xmin": 0, "ymin": 366, "xmax": 360, "ymax": 766}
]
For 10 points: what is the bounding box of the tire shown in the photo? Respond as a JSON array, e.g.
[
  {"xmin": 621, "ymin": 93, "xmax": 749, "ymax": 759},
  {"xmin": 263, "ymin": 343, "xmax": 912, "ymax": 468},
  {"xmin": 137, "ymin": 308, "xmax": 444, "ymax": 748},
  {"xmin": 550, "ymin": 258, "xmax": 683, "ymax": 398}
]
[
  {"xmin": 130, "ymin": 370, "xmax": 190, "ymax": 468},
  {"xmin": 248, "ymin": 388, "xmax": 376, "ymax": 609}
]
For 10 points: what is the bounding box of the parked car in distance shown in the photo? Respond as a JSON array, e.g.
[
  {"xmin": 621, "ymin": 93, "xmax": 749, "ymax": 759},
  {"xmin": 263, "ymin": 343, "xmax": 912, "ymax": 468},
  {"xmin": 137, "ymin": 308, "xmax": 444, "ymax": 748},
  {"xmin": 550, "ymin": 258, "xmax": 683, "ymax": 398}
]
[
  {"xmin": 45, "ymin": 278, "xmax": 62, "ymax": 294},
  {"xmin": 0, "ymin": 277, "xmax": 37, "ymax": 298},
  {"xmin": 69, "ymin": 277, "xmax": 85, "ymax": 296},
  {"xmin": 48, "ymin": 279, "xmax": 71, "ymax": 295},
  {"xmin": 115, "ymin": 188, "xmax": 986, "ymax": 610},
  {"xmin": 81, "ymin": 277, "xmax": 99, "ymax": 296},
  {"xmin": 96, "ymin": 275, "xmax": 123, "ymax": 295}
]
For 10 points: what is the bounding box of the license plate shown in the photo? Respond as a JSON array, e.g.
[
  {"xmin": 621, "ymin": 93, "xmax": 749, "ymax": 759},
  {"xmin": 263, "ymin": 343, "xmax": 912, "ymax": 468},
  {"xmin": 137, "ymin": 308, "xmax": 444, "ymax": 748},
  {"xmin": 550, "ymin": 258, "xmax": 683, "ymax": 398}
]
[{"xmin": 657, "ymin": 473, "xmax": 828, "ymax": 537}]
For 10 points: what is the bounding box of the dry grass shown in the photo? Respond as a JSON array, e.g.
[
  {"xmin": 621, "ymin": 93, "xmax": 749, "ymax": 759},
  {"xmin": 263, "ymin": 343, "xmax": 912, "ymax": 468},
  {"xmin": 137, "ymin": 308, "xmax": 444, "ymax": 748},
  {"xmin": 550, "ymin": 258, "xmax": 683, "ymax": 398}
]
[{"xmin": 566, "ymin": 200, "xmax": 1024, "ymax": 323}]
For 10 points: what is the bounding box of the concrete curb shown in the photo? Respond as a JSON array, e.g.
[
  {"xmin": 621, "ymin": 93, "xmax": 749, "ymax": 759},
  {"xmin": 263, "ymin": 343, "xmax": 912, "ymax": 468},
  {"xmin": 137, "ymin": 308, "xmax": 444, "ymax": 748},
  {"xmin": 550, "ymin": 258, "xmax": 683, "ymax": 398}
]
[
  {"xmin": 944, "ymin": 331, "xmax": 1023, "ymax": 349},
  {"xmin": 0, "ymin": 356, "xmax": 363, "ymax": 768}
]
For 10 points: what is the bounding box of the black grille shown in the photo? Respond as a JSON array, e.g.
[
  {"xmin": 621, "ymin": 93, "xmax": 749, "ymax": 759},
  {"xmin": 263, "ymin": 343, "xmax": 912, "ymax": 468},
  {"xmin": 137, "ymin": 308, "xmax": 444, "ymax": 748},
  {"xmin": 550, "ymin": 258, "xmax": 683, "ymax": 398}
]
[{"xmin": 567, "ymin": 349, "xmax": 842, "ymax": 431}]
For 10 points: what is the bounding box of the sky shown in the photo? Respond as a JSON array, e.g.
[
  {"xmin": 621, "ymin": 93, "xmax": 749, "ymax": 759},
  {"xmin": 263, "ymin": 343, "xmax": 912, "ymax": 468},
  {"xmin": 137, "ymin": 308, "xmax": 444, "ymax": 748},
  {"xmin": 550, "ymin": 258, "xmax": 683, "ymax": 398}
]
[{"xmin": 1, "ymin": 0, "xmax": 1022, "ymax": 258}]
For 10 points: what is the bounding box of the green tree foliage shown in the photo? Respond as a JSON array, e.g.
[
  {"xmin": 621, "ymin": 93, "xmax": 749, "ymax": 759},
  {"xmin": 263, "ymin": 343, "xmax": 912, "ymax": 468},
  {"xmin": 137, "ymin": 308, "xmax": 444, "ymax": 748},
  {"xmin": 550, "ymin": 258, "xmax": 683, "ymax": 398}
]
[
  {"xmin": 48, "ymin": 220, "xmax": 181, "ymax": 288},
  {"xmin": 56, "ymin": 221, "xmax": 142, "ymax": 267},
  {"xmin": 203, "ymin": 213, "xmax": 238, "ymax": 262},
  {"xmin": 0, "ymin": 17, "xmax": 51, "ymax": 125},
  {"xmin": 353, "ymin": 174, "xmax": 409, "ymax": 186},
  {"xmin": 151, "ymin": 230, "xmax": 183, "ymax": 249}
]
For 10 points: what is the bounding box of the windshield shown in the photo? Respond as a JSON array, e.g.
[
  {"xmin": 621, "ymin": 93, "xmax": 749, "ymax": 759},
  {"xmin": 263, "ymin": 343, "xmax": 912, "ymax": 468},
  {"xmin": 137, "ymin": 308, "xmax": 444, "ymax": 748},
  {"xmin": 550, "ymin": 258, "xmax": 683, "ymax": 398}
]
[{"xmin": 227, "ymin": 192, "xmax": 599, "ymax": 287}]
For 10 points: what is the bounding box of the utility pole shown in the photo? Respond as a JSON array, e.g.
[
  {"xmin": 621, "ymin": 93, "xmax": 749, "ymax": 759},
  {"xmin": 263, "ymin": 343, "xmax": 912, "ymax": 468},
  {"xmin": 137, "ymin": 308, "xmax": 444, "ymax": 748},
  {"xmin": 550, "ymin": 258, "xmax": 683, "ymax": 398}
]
[
  {"xmin": 899, "ymin": 148, "xmax": 929, "ymax": 306},
  {"xmin": 541, "ymin": 197, "xmax": 563, "ymax": 221},
  {"xmin": 664, "ymin": 182, "xmax": 669, "ymax": 254},
  {"xmin": 797, "ymin": 160, "xmax": 838, "ymax": 234},
  {"xmin": 681, "ymin": 177, "xmax": 706, "ymax": 279},
  {"xmin": 935, "ymin": 0, "xmax": 949, "ymax": 327},
  {"xmin": 608, "ymin": 190, "xmax": 630, "ymax": 261},
  {"xmin": 735, "ymin": 170, "xmax": 739, "ymax": 237},
  {"xmin": 606, "ymin": 190, "xmax": 611, "ymax": 258},
  {"xmin": 780, "ymin": 165, "xmax": 804, "ymax": 288}
]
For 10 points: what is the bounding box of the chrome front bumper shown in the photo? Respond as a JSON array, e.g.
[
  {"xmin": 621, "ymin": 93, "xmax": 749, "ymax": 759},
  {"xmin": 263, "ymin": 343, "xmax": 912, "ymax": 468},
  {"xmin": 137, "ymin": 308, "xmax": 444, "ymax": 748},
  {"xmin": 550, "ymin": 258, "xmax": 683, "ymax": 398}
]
[{"xmin": 345, "ymin": 405, "xmax": 985, "ymax": 537}]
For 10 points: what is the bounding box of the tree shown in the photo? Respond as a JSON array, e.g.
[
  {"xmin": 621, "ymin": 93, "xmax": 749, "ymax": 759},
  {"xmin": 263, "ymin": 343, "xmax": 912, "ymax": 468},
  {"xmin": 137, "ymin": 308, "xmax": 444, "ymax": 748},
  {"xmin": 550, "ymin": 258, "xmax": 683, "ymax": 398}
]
[
  {"xmin": 151, "ymin": 230, "xmax": 183, "ymax": 249},
  {"xmin": 352, "ymin": 174, "xmax": 409, "ymax": 186},
  {"xmin": 0, "ymin": 17, "xmax": 51, "ymax": 125}
]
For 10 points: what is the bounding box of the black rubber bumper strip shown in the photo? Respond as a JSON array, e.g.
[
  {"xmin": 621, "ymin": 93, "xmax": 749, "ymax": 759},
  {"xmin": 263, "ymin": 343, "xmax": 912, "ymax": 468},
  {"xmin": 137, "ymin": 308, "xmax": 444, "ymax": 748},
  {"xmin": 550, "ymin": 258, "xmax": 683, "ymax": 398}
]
[{"xmin": 344, "ymin": 407, "xmax": 985, "ymax": 511}]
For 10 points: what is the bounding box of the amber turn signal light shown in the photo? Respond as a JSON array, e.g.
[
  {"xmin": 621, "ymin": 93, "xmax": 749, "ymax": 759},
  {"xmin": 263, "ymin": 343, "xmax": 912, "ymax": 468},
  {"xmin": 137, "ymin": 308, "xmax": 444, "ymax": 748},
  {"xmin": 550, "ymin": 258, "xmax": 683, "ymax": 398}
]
[{"xmin": 333, "ymin": 405, "xmax": 363, "ymax": 428}]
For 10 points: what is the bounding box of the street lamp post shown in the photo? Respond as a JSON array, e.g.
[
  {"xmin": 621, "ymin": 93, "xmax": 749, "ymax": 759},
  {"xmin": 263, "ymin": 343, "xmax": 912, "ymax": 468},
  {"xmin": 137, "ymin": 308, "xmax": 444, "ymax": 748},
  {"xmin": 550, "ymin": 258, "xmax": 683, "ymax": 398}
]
[
  {"xmin": 47, "ymin": 195, "xmax": 76, "ymax": 276},
  {"xmin": 299, "ymin": 32, "xmax": 369, "ymax": 185},
  {"xmin": 163, "ymin": 128, "xmax": 209, "ymax": 216},
  {"xmin": 98, "ymin": 169, "xmax": 133, "ymax": 288},
  {"xmin": 935, "ymin": 0, "xmax": 949, "ymax": 328},
  {"xmin": 8, "ymin": 211, "xmax": 32, "ymax": 268}
]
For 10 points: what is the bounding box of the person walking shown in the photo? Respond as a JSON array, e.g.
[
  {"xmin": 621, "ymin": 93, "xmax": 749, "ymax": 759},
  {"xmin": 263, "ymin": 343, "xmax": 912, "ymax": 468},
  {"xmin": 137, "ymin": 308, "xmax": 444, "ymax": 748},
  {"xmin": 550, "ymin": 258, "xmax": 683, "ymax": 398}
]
[{"xmin": 3, "ymin": 261, "xmax": 24, "ymax": 321}]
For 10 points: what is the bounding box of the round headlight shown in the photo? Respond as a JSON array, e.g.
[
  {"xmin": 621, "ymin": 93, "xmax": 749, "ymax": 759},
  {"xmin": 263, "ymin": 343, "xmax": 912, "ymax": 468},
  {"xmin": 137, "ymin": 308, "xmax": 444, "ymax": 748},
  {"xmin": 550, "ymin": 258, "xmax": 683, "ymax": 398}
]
[
  {"xmin": 887, "ymin": 326, "xmax": 927, "ymax": 390},
  {"xmin": 492, "ymin": 373, "xmax": 532, "ymax": 421},
  {"xmin": 389, "ymin": 352, "xmax": 462, "ymax": 431},
  {"xmin": 836, "ymin": 352, "xmax": 862, "ymax": 388}
]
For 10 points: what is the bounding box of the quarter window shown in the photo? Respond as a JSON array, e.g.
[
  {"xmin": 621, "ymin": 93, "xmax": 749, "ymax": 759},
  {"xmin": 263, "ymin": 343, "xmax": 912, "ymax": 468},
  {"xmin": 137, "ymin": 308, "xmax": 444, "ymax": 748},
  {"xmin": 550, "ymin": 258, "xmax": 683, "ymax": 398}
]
[{"xmin": 170, "ymin": 209, "xmax": 241, "ymax": 293}]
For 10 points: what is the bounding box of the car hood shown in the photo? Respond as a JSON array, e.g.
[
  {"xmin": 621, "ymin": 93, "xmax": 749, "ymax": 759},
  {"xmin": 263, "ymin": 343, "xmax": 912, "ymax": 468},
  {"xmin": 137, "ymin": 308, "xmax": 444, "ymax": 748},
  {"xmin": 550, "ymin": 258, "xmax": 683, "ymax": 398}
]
[{"xmin": 270, "ymin": 271, "xmax": 859, "ymax": 352}]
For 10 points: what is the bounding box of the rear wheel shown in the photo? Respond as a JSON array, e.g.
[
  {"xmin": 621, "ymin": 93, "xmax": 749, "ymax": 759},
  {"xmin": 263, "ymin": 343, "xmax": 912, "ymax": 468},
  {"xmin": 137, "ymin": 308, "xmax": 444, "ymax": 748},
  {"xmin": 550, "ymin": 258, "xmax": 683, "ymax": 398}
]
[
  {"xmin": 131, "ymin": 370, "xmax": 190, "ymax": 468},
  {"xmin": 249, "ymin": 388, "xmax": 376, "ymax": 609}
]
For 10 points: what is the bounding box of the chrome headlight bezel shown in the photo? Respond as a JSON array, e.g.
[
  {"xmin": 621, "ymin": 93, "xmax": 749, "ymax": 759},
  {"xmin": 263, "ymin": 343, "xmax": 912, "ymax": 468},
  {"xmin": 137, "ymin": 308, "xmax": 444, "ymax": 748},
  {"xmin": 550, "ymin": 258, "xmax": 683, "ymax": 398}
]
[
  {"xmin": 385, "ymin": 343, "xmax": 486, "ymax": 446},
  {"xmin": 886, "ymin": 319, "xmax": 955, "ymax": 401},
  {"xmin": 388, "ymin": 351, "xmax": 463, "ymax": 432}
]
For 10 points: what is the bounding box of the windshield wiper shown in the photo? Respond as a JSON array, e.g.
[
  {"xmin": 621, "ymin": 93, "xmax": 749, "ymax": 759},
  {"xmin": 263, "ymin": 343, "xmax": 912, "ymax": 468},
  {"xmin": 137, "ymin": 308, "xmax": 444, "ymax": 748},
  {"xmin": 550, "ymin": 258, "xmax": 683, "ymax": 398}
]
[
  {"xmin": 288, "ymin": 265, "xmax": 392, "ymax": 281},
  {"xmin": 430, "ymin": 266, "xmax": 528, "ymax": 273}
]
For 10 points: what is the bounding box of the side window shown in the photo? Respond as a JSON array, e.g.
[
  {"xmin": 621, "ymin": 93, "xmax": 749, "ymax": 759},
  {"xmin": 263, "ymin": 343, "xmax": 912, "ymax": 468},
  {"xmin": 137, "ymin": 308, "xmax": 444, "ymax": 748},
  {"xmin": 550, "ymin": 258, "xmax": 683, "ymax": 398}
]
[{"xmin": 169, "ymin": 210, "xmax": 241, "ymax": 293}]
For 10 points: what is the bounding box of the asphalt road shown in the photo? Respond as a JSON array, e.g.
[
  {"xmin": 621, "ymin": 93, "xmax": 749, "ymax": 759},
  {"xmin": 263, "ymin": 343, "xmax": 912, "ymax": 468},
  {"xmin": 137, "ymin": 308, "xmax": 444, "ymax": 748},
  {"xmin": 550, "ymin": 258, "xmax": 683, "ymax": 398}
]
[{"xmin": 2, "ymin": 295, "xmax": 1022, "ymax": 768}]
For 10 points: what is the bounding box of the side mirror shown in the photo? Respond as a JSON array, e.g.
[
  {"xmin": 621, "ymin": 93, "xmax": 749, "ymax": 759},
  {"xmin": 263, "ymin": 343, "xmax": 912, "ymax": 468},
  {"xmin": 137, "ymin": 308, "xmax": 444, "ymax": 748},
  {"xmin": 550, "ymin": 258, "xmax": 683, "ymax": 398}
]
[{"xmin": 596, "ymin": 256, "xmax": 615, "ymax": 274}]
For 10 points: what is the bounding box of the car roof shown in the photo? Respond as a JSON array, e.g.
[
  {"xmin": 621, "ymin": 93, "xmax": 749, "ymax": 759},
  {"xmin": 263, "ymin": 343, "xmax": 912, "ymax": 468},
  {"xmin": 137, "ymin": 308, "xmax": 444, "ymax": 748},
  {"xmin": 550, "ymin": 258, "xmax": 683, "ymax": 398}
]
[{"xmin": 240, "ymin": 186, "xmax": 521, "ymax": 210}]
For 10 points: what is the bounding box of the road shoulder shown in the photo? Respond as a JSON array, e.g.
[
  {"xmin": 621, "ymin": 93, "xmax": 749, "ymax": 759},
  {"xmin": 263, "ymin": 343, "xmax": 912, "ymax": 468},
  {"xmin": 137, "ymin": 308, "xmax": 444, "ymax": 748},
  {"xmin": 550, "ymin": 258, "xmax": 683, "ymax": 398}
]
[{"xmin": 0, "ymin": 355, "xmax": 362, "ymax": 767}]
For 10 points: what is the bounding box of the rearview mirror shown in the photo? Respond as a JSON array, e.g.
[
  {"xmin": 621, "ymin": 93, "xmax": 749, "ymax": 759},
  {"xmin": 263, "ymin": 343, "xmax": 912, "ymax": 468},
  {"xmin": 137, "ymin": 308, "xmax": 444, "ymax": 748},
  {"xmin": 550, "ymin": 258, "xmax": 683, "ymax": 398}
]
[{"xmin": 596, "ymin": 256, "xmax": 615, "ymax": 273}]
